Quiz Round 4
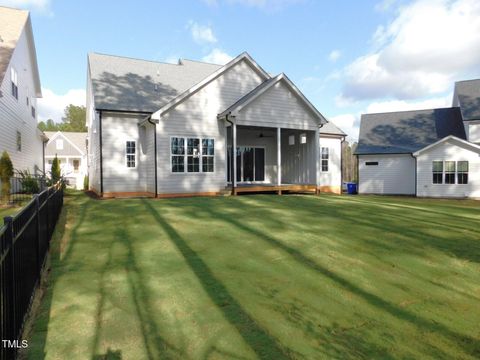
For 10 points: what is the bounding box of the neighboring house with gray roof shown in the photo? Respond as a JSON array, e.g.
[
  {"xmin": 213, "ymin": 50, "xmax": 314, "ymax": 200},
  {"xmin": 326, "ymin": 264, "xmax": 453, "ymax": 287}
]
[
  {"xmin": 86, "ymin": 51, "xmax": 345, "ymax": 197},
  {"xmin": 44, "ymin": 131, "xmax": 87, "ymax": 189},
  {"xmin": 356, "ymin": 80, "xmax": 480, "ymax": 198},
  {"xmin": 0, "ymin": 6, "xmax": 46, "ymax": 173}
]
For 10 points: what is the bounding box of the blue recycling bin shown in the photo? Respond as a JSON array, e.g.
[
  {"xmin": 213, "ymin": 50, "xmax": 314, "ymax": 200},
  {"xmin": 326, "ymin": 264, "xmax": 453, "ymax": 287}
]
[{"xmin": 347, "ymin": 182, "xmax": 358, "ymax": 195}]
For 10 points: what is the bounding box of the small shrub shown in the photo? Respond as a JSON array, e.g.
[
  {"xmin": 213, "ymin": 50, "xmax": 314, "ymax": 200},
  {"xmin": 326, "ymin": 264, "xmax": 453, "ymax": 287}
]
[
  {"xmin": 0, "ymin": 151, "xmax": 14, "ymax": 203},
  {"xmin": 18, "ymin": 169, "xmax": 40, "ymax": 194},
  {"xmin": 83, "ymin": 175, "xmax": 89, "ymax": 191}
]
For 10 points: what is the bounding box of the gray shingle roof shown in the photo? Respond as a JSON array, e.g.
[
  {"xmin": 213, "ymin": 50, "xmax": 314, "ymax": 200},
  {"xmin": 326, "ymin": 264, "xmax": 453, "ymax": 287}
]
[
  {"xmin": 88, "ymin": 53, "xmax": 222, "ymax": 113},
  {"xmin": 44, "ymin": 131, "xmax": 87, "ymax": 156},
  {"xmin": 454, "ymin": 79, "xmax": 480, "ymax": 121},
  {"xmin": 320, "ymin": 121, "xmax": 346, "ymax": 136},
  {"xmin": 355, "ymin": 107, "xmax": 466, "ymax": 155},
  {"xmin": 0, "ymin": 6, "xmax": 29, "ymax": 86}
]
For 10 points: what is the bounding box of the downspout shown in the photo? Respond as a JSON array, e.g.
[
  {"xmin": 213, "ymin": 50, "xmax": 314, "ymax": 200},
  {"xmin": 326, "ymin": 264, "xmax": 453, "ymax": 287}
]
[
  {"xmin": 411, "ymin": 153, "xmax": 417, "ymax": 197},
  {"xmin": 147, "ymin": 117, "xmax": 158, "ymax": 198},
  {"xmin": 340, "ymin": 135, "xmax": 346, "ymax": 191},
  {"xmin": 99, "ymin": 111, "xmax": 103, "ymax": 195},
  {"xmin": 224, "ymin": 113, "xmax": 235, "ymax": 194}
]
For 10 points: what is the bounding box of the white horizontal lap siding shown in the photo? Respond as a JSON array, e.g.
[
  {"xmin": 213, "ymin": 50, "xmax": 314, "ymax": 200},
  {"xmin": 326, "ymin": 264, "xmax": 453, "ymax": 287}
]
[
  {"xmin": 0, "ymin": 27, "xmax": 43, "ymax": 173},
  {"xmin": 237, "ymin": 81, "xmax": 318, "ymax": 130},
  {"xmin": 359, "ymin": 154, "xmax": 415, "ymax": 195},
  {"xmin": 102, "ymin": 112, "xmax": 148, "ymax": 193},
  {"xmin": 157, "ymin": 59, "xmax": 264, "ymax": 194},
  {"xmin": 416, "ymin": 140, "xmax": 480, "ymax": 198},
  {"xmin": 86, "ymin": 80, "xmax": 101, "ymax": 193},
  {"xmin": 144, "ymin": 125, "xmax": 156, "ymax": 193},
  {"xmin": 319, "ymin": 136, "xmax": 342, "ymax": 189}
]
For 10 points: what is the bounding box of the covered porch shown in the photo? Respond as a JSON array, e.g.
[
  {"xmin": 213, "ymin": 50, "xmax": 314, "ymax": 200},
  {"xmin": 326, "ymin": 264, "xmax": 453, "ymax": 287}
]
[{"xmin": 225, "ymin": 125, "xmax": 321, "ymax": 195}]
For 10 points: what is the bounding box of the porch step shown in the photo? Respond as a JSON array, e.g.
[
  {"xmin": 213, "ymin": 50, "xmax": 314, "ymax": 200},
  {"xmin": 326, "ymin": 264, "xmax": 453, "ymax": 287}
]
[{"xmin": 219, "ymin": 187, "xmax": 232, "ymax": 196}]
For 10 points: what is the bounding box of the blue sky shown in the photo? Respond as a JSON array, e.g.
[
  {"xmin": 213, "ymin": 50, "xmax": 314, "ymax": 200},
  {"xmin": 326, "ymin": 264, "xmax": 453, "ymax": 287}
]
[{"xmin": 3, "ymin": 0, "xmax": 480, "ymax": 140}]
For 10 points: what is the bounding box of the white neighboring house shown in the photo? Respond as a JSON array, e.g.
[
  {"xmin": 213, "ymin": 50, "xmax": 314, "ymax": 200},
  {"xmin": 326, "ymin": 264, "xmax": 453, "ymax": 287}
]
[
  {"xmin": 356, "ymin": 79, "xmax": 480, "ymax": 199},
  {"xmin": 86, "ymin": 52, "xmax": 346, "ymax": 197},
  {"xmin": 44, "ymin": 131, "xmax": 87, "ymax": 189},
  {"xmin": 0, "ymin": 6, "xmax": 46, "ymax": 173}
]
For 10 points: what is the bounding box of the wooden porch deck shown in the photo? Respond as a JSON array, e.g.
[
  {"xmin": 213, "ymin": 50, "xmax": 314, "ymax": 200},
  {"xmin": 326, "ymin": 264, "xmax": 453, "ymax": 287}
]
[{"xmin": 232, "ymin": 183, "xmax": 318, "ymax": 195}]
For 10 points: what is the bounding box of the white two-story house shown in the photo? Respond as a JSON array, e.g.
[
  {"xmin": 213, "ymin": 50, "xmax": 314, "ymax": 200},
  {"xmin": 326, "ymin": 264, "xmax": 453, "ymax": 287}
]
[{"xmin": 0, "ymin": 6, "xmax": 46, "ymax": 173}]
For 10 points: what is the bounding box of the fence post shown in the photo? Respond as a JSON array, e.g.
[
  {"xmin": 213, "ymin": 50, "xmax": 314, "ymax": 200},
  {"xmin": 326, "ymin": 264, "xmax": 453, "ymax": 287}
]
[
  {"xmin": 34, "ymin": 194, "xmax": 41, "ymax": 274},
  {"xmin": 4, "ymin": 216, "xmax": 17, "ymax": 349}
]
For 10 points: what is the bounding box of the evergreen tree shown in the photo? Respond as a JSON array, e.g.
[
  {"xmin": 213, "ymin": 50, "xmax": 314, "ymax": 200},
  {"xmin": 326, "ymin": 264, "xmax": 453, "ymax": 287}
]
[
  {"xmin": 0, "ymin": 151, "xmax": 14, "ymax": 203},
  {"xmin": 51, "ymin": 155, "xmax": 61, "ymax": 183}
]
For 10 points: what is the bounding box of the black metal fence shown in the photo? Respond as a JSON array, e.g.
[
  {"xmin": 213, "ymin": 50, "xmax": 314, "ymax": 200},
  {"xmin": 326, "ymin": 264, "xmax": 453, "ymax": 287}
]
[
  {"xmin": 0, "ymin": 176, "xmax": 48, "ymax": 205},
  {"xmin": 0, "ymin": 183, "xmax": 63, "ymax": 360}
]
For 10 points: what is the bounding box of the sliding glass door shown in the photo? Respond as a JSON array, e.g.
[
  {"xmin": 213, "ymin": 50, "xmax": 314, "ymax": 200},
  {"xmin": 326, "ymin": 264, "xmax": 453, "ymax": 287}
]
[{"xmin": 228, "ymin": 147, "xmax": 265, "ymax": 183}]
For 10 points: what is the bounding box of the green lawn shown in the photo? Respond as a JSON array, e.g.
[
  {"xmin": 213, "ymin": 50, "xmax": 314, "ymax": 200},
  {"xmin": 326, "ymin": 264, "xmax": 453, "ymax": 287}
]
[{"xmin": 26, "ymin": 191, "xmax": 480, "ymax": 359}]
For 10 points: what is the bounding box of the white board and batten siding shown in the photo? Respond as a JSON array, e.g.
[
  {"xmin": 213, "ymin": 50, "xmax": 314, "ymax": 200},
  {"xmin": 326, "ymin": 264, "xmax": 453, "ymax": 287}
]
[
  {"xmin": 157, "ymin": 59, "xmax": 265, "ymax": 194},
  {"xmin": 416, "ymin": 140, "xmax": 480, "ymax": 198},
  {"xmin": 359, "ymin": 154, "xmax": 416, "ymax": 195},
  {"xmin": 0, "ymin": 26, "xmax": 43, "ymax": 172},
  {"xmin": 236, "ymin": 81, "xmax": 318, "ymax": 130}
]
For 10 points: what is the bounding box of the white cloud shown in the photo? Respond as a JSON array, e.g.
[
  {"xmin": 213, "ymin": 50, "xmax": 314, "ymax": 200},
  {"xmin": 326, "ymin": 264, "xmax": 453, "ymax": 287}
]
[
  {"xmin": 0, "ymin": 0, "xmax": 52, "ymax": 14},
  {"xmin": 329, "ymin": 113, "xmax": 360, "ymax": 141},
  {"xmin": 37, "ymin": 87, "xmax": 86, "ymax": 123},
  {"xmin": 340, "ymin": 0, "xmax": 480, "ymax": 102},
  {"xmin": 162, "ymin": 55, "xmax": 180, "ymax": 64},
  {"xmin": 328, "ymin": 50, "xmax": 341, "ymax": 62},
  {"xmin": 202, "ymin": 48, "xmax": 233, "ymax": 64},
  {"xmin": 187, "ymin": 21, "xmax": 217, "ymax": 44}
]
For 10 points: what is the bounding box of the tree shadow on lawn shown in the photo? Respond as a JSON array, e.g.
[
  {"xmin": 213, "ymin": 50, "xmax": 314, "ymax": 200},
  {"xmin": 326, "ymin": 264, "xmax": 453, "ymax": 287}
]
[
  {"xmin": 142, "ymin": 199, "xmax": 293, "ymax": 360},
  {"xmin": 256, "ymin": 194, "xmax": 480, "ymax": 265},
  {"xmin": 194, "ymin": 196, "xmax": 480, "ymax": 358}
]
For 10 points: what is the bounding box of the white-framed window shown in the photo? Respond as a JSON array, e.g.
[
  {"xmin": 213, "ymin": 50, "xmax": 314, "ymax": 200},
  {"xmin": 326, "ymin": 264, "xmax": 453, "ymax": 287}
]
[
  {"xmin": 432, "ymin": 161, "xmax": 443, "ymax": 184},
  {"xmin": 457, "ymin": 161, "xmax": 468, "ymax": 184},
  {"xmin": 56, "ymin": 139, "xmax": 64, "ymax": 150},
  {"xmin": 171, "ymin": 136, "xmax": 215, "ymax": 173},
  {"xmin": 202, "ymin": 139, "xmax": 215, "ymax": 172},
  {"xmin": 11, "ymin": 67, "xmax": 18, "ymax": 99},
  {"xmin": 125, "ymin": 140, "xmax": 136, "ymax": 168},
  {"xmin": 321, "ymin": 147, "xmax": 329, "ymax": 172},
  {"xmin": 432, "ymin": 160, "xmax": 469, "ymax": 185},
  {"xmin": 16, "ymin": 131, "xmax": 21, "ymax": 151},
  {"xmin": 187, "ymin": 138, "xmax": 200, "ymax": 173},
  {"xmin": 171, "ymin": 137, "xmax": 185, "ymax": 173},
  {"xmin": 444, "ymin": 161, "xmax": 455, "ymax": 184},
  {"xmin": 31, "ymin": 105, "xmax": 36, "ymax": 119}
]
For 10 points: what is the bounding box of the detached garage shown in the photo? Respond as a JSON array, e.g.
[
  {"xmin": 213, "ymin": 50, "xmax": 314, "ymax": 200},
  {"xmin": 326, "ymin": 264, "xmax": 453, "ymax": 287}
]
[{"xmin": 355, "ymin": 107, "xmax": 466, "ymax": 196}]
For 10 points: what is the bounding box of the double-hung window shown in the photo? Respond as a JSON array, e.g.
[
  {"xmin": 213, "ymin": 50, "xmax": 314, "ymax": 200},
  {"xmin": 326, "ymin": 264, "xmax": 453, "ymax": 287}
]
[
  {"xmin": 202, "ymin": 139, "xmax": 214, "ymax": 172},
  {"xmin": 11, "ymin": 68, "xmax": 18, "ymax": 99},
  {"xmin": 321, "ymin": 147, "xmax": 329, "ymax": 172},
  {"xmin": 432, "ymin": 161, "xmax": 443, "ymax": 184},
  {"xmin": 187, "ymin": 138, "xmax": 200, "ymax": 173},
  {"xmin": 444, "ymin": 161, "xmax": 455, "ymax": 184},
  {"xmin": 171, "ymin": 137, "xmax": 185, "ymax": 172},
  {"xmin": 126, "ymin": 141, "xmax": 136, "ymax": 168},
  {"xmin": 171, "ymin": 137, "xmax": 214, "ymax": 173},
  {"xmin": 16, "ymin": 131, "xmax": 21, "ymax": 152},
  {"xmin": 457, "ymin": 161, "xmax": 468, "ymax": 184}
]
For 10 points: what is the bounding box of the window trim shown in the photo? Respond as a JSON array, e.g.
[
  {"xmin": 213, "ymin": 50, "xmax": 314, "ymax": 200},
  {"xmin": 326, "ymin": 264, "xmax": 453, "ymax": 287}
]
[
  {"xmin": 321, "ymin": 147, "xmax": 329, "ymax": 172},
  {"xmin": 125, "ymin": 140, "xmax": 137, "ymax": 168},
  {"xmin": 11, "ymin": 67, "xmax": 18, "ymax": 100},
  {"xmin": 432, "ymin": 160, "xmax": 469, "ymax": 185},
  {"xmin": 170, "ymin": 136, "xmax": 215, "ymax": 174}
]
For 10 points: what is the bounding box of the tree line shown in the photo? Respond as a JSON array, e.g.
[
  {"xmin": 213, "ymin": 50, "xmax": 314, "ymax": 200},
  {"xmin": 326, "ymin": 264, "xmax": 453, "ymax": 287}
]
[{"xmin": 38, "ymin": 104, "xmax": 87, "ymax": 132}]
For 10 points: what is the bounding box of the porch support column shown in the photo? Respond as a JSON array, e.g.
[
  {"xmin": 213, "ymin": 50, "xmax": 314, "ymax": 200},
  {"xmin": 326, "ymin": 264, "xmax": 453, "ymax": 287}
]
[
  {"xmin": 315, "ymin": 126, "xmax": 321, "ymax": 195},
  {"xmin": 232, "ymin": 121, "xmax": 237, "ymax": 195},
  {"xmin": 277, "ymin": 127, "xmax": 282, "ymax": 194}
]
